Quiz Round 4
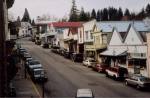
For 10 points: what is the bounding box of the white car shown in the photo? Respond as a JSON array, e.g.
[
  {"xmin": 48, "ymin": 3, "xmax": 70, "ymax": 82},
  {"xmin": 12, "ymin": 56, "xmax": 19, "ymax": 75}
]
[
  {"xmin": 83, "ymin": 58, "xmax": 97, "ymax": 67},
  {"xmin": 76, "ymin": 89, "xmax": 94, "ymax": 98}
]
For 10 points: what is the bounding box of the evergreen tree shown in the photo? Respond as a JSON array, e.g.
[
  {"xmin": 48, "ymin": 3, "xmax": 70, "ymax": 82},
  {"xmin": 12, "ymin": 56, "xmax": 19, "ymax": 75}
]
[
  {"xmin": 86, "ymin": 12, "xmax": 91, "ymax": 21},
  {"xmin": 103, "ymin": 8, "xmax": 108, "ymax": 21},
  {"xmin": 124, "ymin": 8, "xmax": 130, "ymax": 20},
  {"xmin": 79, "ymin": 7, "xmax": 88, "ymax": 21},
  {"xmin": 22, "ymin": 8, "xmax": 31, "ymax": 23},
  {"xmin": 130, "ymin": 12, "xmax": 136, "ymax": 20},
  {"xmin": 7, "ymin": 0, "xmax": 15, "ymax": 9},
  {"xmin": 137, "ymin": 8, "xmax": 146, "ymax": 20},
  {"xmin": 124, "ymin": 8, "xmax": 130, "ymax": 16},
  {"xmin": 146, "ymin": 3, "xmax": 150, "ymax": 17},
  {"xmin": 91, "ymin": 9, "xmax": 97, "ymax": 19},
  {"xmin": 31, "ymin": 19, "xmax": 35, "ymax": 26},
  {"xmin": 16, "ymin": 16, "xmax": 21, "ymax": 27},
  {"xmin": 117, "ymin": 7, "xmax": 123, "ymax": 20},
  {"xmin": 69, "ymin": 0, "xmax": 79, "ymax": 22},
  {"xmin": 96, "ymin": 10, "xmax": 101, "ymax": 21}
]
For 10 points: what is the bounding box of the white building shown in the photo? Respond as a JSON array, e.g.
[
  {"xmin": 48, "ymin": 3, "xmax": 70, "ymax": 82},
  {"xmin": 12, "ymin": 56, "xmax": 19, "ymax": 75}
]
[{"xmin": 18, "ymin": 22, "xmax": 32, "ymax": 37}]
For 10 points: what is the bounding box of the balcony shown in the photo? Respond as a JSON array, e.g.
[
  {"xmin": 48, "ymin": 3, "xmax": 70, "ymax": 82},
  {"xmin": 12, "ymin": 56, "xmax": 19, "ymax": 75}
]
[
  {"xmin": 85, "ymin": 44, "xmax": 107, "ymax": 51},
  {"xmin": 128, "ymin": 53, "xmax": 146, "ymax": 59}
]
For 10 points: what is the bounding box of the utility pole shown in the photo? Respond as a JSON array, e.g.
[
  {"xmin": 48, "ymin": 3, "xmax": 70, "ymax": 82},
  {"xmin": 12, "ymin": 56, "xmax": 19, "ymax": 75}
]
[{"xmin": 0, "ymin": 0, "xmax": 7, "ymax": 96}]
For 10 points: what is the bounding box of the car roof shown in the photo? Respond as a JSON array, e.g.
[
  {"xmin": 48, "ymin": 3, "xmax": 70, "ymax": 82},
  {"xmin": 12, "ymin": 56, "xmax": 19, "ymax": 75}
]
[{"xmin": 77, "ymin": 89, "xmax": 93, "ymax": 97}]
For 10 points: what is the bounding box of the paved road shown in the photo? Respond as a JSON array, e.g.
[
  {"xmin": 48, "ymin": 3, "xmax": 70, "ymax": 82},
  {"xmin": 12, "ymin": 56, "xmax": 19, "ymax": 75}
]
[{"xmin": 21, "ymin": 38, "xmax": 150, "ymax": 98}]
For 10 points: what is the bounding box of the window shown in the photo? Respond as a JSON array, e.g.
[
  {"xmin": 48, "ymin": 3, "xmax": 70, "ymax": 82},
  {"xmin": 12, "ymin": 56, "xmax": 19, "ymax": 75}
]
[
  {"xmin": 90, "ymin": 30, "xmax": 93, "ymax": 39},
  {"xmin": 80, "ymin": 30, "xmax": 82, "ymax": 38},
  {"xmin": 102, "ymin": 34, "xmax": 107, "ymax": 44},
  {"xmin": 85, "ymin": 31, "xmax": 88, "ymax": 40}
]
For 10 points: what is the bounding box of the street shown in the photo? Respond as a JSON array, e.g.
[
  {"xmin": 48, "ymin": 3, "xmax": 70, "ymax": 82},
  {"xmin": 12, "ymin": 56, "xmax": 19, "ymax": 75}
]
[{"xmin": 21, "ymin": 38, "xmax": 150, "ymax": 98}]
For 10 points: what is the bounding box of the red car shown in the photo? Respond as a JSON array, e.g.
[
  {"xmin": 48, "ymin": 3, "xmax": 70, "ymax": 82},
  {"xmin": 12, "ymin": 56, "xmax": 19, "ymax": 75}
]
[{"xmin": 94, "ymin": 63, "xmax": 109, "ymax": 73}]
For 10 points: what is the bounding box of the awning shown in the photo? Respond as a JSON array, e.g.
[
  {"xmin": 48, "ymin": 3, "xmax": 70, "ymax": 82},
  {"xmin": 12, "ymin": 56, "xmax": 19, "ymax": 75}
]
[
  {"xmin": 100, "ymin": 49, "xmax": 127, "ymax": 56},
  {"xmin": 40, "ymin": 32, "xmax": 57, "ymax": 38},
  {"xmin": 64, "ymin": 38, "xmax": 73, "ymax": 42}
]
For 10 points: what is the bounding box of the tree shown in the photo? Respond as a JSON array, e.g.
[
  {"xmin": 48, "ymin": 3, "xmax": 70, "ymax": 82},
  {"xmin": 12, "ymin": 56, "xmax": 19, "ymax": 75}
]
[
  {"xmin": 124, "ymin": 8, "xmax": 130, "ymax": 16},
  {"xmin": 31, "ymin": 19, "xmax": 35, "ymax": 26},
  {"xmin": 86, "ymin": 12, "xmax": 91, "ymax": 21},
  {"xmin": 102, "ymin": 8, "xmax": 108, "ymax": 21},
  {"xmin": 136, "ymin": 8, "xmax": 146, "ymax": 20},
  {"xmin": 16, "ymin": 16, "xmax": 21, "ymax": 27},
  {"xmin": 91, "ymin": 9, "xmax": 96, "ymax": 19},
  {"xmin": 117, "ymin": 7, "xmax": 123, "ymax": 20},
  {"xmin": 6, "ymin": 0, "xmax": 15, "ymax": 9},
  {"xmin": 69, "ymin": 0, "xmax": 79, "ymax": 22},
  {"xmin": 96, "ymin": 10, "xmax": 101, "ymax": 21},
  {"xmin": 22, "ymin": 8, "xmax": 31, "ymax": 23},
  {"xmin": 79, "ymin": 7, "xmax": 88, "ymax": 21},
  {"xmin": 146, "ymin": 3, "xmax": 150, "ymax": 17}
]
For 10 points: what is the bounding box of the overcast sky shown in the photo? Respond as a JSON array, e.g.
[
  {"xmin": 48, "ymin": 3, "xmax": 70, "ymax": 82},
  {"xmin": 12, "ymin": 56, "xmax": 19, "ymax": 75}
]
[{"xmin": 9, "ymin": 0, "xmax": 150, "ymax": 20}]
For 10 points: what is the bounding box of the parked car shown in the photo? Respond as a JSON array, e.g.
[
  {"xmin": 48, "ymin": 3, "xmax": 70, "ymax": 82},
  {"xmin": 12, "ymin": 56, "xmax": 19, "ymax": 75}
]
[
  {"xmin": 27, "ymin": 60, "xmax": 42, "ymax": 73},
  {"xmin": 105, "ymin": 67, "xmax": 128, "ymax": 80},
  {"xmin": 25, "ymin": 57, "xmax": 33, "ymax": 68},
  {"xmin": 42, "ymin": 43, "xmax": 49, "ymax": 48},
  {"xmin": 125, "ymin": 74, "xmax": 150, "ymax": 90},
  {"xmin": 93, "ymin": 63, "xmax": 109, "ymax": 73},
  {"xmin": 64, "ymin": 51, "xmax": 74, "ymax": 59},
  {"xmin": 23, "ymin": 53, "xmax": 31, "ymax": 60},
  {"xmin": 30, "ymin": 68, "xmax": 48, "ymax": 83},
  {"xmin": 19, "ymin": 48, "xmax": 27, "ymax": 57},
  {"xmin": 71, "ymin": 53, "xmax": 83, "ymax": 62},
  {"xmin": 76, "ymin": 89, "xmax": 94, "ymax": 98},
  {"xmin": 83, "ymin": 58, "xmax": 97, "ymax": 67},
  {"xmin": 58, "ymin": 47, "xmax": 67, "ymax": 56}
]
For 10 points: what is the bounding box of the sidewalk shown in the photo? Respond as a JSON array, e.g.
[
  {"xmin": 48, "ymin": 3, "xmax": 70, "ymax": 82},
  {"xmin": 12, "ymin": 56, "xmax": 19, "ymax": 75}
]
[{"xmin": 12, "ymin": 63, "xmax": 41, "ymax": 97}]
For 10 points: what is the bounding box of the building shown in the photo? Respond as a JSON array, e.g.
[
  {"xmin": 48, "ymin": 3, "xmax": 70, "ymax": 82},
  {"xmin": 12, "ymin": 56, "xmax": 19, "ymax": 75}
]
[
  {"xmin": 147, "ymin": 33, "xmax": 150, "ymax": 77},
  {"xmin": 83, "ymin": 20, "xmax": 96, "ymax": 59},
  {"xmin": 18, "ymin": 22, "xmax": 32, "ymax": 37},
  {"xmin": 100, "ymin": 21, "xmax": 150, "ymax": 77}
]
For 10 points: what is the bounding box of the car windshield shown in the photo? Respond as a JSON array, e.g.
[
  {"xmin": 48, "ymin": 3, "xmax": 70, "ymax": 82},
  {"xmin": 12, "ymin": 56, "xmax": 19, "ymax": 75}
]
[
  {"xmin": 89, "ymin": 60, "xmax": 96, "ymax": 62},
  {"xmin": 34, "ymin": 70, "xmax": 44, "ymax": 75},
  {"xmin": 30, "ymin": 61, "xmax": 40, "ymax": 65},
  {"xmin": 139, "ymin": 77, "xmax": 150, "ymax": 82}
]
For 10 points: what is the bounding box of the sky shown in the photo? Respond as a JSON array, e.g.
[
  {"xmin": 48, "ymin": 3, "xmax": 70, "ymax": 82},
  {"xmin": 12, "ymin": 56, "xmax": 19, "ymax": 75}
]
[{"xmin": 9, "ymin": 0, "xmax": 150, "ymax": 20}]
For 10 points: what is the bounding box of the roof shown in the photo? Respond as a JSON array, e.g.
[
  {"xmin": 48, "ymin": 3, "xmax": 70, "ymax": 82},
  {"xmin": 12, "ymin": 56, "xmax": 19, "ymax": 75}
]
[
  {"xmin": 96, "ymin": 21, "xmax": 150, "ymax": 33},
  {"xmin": 49, "ymin": 22, "xmax": 83, "ymax": 28},
  {"xmin": 100, "ymin": 48, "xmax": 127, "ymax": 56}
]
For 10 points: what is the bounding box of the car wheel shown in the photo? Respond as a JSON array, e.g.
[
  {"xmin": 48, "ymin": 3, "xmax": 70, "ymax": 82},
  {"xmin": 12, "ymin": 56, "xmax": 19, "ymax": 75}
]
[
  {"xmin": 97, "ymin": 69, "xmax": 101, "ymax": 73},
  {"xmin": 136, "ymin": 85, "xmax": 141, "ymax": 90},
  {"xmin": 106, "ymin": 73, "xmax": 109, "ymax": 77},
  {"xmin": 113, "ymin": 75, "xmax": 117, "ymax": 80},
  {"xmin": 125, "ymin": 81, "xmax": 128, "ymax": 86}
]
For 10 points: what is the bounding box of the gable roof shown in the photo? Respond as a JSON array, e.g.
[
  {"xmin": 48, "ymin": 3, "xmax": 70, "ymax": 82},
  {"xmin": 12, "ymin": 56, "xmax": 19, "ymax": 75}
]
[
  {"xmin": 49, "ymin": 22, "xmax": 83, "ymax": 28},
  {"xmin": 109, "ymin": 28, "xmax": 124, "ymax": 45},
  {"xmin": 96, "ymin": 21, "xmax": 150, "ymax": 33}
]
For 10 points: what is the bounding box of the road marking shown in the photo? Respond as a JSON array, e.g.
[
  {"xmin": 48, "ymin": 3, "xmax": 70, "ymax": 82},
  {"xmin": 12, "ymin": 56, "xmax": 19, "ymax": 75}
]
[{"xmin": 28, "ymin": 74, "xmax": 42, "ymax": 98}]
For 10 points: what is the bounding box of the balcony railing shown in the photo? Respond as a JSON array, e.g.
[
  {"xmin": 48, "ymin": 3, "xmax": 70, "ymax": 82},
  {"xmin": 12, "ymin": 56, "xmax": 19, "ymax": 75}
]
[
  {"xmin": 128, "ymin": 53, "xmax": 146, "ymax": 59},
  {"xmin": 85, "ymin": 44, "xmax": 107, "ymax": 50}
]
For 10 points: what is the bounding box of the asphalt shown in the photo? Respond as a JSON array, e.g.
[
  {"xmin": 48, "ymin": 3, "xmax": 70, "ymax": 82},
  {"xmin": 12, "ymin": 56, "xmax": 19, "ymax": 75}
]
[{"xmin": 15, "ymin": 38, "xmax": 150, "ymax": 98}]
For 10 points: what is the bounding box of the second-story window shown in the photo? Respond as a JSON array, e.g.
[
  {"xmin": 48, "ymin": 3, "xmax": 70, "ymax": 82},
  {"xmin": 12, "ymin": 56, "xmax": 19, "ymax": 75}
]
[
  {"xmin": 80, "ymin": 30, "xmax": 82, "ymax": 38},
  {"xmin": 90, "ymin": 30, "xmax": 93, "ymax": 39},
  {"xmin": 102, "ymin": 34, "xmax": 107, "ymax": 44},
  {"xmin": 85, "ymin": 31, "xmax": 88, "ymax": 40}
]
